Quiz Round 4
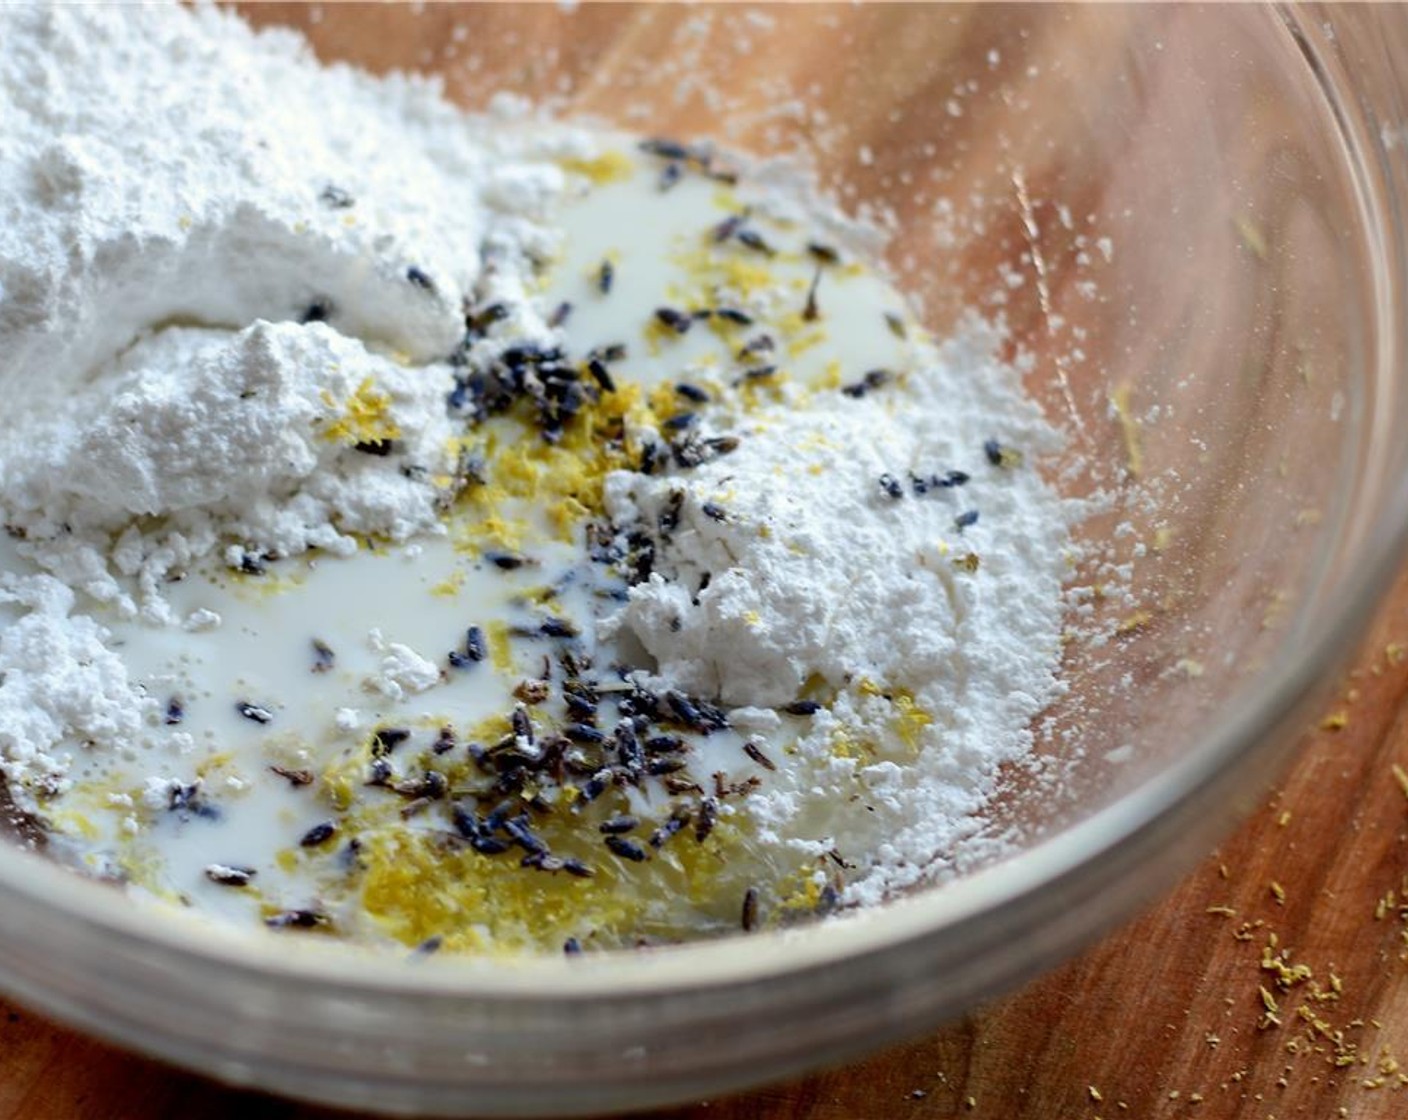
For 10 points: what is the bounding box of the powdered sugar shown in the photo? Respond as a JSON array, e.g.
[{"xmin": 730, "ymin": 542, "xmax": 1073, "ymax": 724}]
[
  {"xmin": 605, "ymin": 319, "xmax": 1072, "ymax": 907},
  {"xmin": 606, "ymin": 323, "xmax": 1063, "ymax": 710},
  {"xmin": 9, "ymin": 322, "xmax": 460, "ymax": 619},
  {"xmin": 0, "ymin": 574, "xmax": 154, "ymax": 795},
  {"xmin": 365, "ymin": 628, "xmax": 443, "ymax": 701}
]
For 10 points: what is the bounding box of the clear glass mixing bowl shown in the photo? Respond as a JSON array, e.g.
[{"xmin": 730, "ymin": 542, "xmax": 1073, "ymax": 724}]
[{"xmin": 2, "ymin": 4, "xmax": 1407, "ymax": 1115}]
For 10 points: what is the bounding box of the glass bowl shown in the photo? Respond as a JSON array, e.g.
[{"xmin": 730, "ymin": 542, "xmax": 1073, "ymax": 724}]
[{"xmin": 2, "ymin": 3, "xmax": 1408, "ymax": 1115}]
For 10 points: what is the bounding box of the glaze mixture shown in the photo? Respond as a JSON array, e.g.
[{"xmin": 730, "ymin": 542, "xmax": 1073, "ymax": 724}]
[{"xmin": 0, "ymin": 5, "xmax": 1072, "ymax": 954}]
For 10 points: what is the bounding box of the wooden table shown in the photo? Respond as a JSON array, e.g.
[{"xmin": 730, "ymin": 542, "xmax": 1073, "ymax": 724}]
[
  {"xmin": 4, "ymin": 4, "xmax": 1404, "ymax": 1117},
  {"xmin": 3, "ymin": 567, "xmax": 1406, "ymax": 1120}
]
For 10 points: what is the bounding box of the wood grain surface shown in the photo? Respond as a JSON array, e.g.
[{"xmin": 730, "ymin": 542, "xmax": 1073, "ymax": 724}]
[{"xmin": 4, "ymin": 563, "xmax": 1408, "ymax": 1120}]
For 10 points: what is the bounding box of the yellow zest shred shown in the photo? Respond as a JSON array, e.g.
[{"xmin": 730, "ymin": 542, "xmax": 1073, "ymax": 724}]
[
  {"xmin": 321, "ymin": 377, "xmax": 401, "ymax": 446},
  {"xmin": 557, "ymin": 150, "xmax": 634, "ymax": 185},
  {"xmin": 1108, "ymin": 382, "xmax": 1143, "ymax": 478}
]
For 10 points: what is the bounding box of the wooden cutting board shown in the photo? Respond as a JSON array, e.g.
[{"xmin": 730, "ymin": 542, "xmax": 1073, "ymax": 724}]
[{"xmin": 3, "ymin": 564, "xmax": 1407, "ymax": 1119}]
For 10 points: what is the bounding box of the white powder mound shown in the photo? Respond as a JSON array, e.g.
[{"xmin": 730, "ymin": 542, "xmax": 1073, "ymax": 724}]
[
  {"xmin": 605, "ymin": 320, "xmax": 1073, "ymax": 907},
  {"xmin": 0, "ymin": 3, "xmax": 581, "ymax": 620},
  {"xmin": 0, "ymin": 575, "xmax": 155, "ymax": 793},
  {"xmin": 0, "ymin": 5, "xmax": 474, "ymax": 403},
  {"xmin": 8, "ymin": 322, "xmax": 460, "ymax": 618}
]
